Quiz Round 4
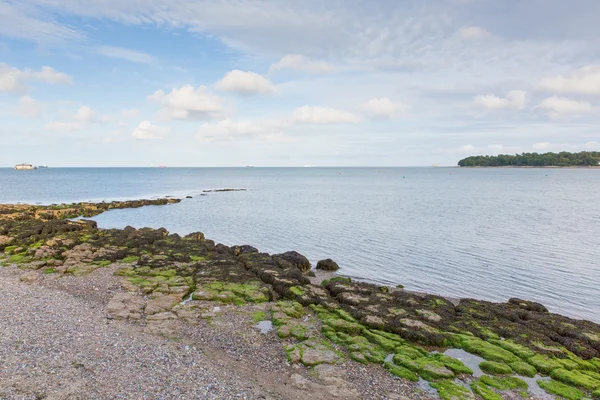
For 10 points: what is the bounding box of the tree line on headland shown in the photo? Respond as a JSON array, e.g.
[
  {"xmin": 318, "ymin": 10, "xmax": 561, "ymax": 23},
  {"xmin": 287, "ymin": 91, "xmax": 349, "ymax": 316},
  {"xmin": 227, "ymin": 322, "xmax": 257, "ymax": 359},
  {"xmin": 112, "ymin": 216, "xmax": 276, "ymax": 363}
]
[{"xmin": 458, "ymin": 151, "xmax": 600, "ymax": 167}]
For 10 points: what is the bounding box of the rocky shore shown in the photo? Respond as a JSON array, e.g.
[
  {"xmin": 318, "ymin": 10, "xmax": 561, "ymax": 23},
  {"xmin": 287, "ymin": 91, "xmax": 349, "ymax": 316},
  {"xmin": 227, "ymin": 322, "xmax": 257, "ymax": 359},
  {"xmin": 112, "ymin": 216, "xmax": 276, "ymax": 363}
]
[{"xmin": 1, "ymin": 199, "xmax": 600, "ymax": 400}]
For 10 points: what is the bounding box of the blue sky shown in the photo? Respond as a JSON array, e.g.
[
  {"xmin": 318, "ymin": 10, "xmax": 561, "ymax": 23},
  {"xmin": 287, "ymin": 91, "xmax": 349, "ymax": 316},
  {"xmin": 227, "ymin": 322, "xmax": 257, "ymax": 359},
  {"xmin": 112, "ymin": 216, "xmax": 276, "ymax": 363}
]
[{"xmin": 1, "ymin": 0, "xmax": 599, "ymax": 167}]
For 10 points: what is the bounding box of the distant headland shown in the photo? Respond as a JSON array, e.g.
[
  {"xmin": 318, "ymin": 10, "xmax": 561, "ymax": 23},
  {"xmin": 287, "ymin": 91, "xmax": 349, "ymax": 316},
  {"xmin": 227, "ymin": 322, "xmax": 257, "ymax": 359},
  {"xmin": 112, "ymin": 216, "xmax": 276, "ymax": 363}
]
[{"xmin": 458, "ymin": 151, "xmax": 600, "ymax": 167}]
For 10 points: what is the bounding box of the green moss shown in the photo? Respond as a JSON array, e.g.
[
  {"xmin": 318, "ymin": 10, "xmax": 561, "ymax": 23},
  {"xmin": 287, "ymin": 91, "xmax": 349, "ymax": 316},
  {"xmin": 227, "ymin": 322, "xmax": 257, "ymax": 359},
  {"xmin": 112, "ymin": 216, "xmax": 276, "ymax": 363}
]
[
  {"xmin": 509, "ymin": 361, "xmax": 537, "ymax": 377},
  {"xmin": 43, "ymin": 267, "xmax": 57, "ymax": 274},
  {"xmin": 396, "ymin": 284, "xmax": 405, "ymax": 289},
  {"xmin": 128, "ymin": 277, "xmax": 150, "ymax": 286},
  {"xmin": 201, "ymin": 281, "xmax": 269, "ymax": 304},
  {"xmin": 538, "ymin": 380, "xmax": 586, "ymax": 400},
  {"xmin": 114, "ymin": 267, "xmax": 137, "ymax": 277},
  {"xmin": 275, "ymin": 301, "xmax": 304, "ymax": 318},
  {"xmin": 489, "ymin": 339, "xmax": 536, "ymax": 360},
  {"xmin": 93, "ymin": 260, "xmax": 111, "ymax": 267},
  {"xmin": 479, "ymin": 375, "xmax": 528, "ymax": 391},
  {"xmin": 329, "ymin": 276, "xmax": 351, "ymax": 283},
  {"xmin": 9, "ymin": 253, "xmax": 26, "ymax": 263},
  {"xmin": 430, "ymin": 380, "xmax": 474, "ymax": 400},
  {"xmin": 457, "ymin": 336, "xmax": 521, "ymax": 364},
  {"xmin": 384, "ymin": 362, "xmax": 419, "ymax": 381},
  {"xmin": 527, "ymin": 354, "xmax": 566, "ymax": 374},
  {"xmin": 120, "ymin": 256, "xmax": 140, "ymax": 263},
  {"xmin": 395, "ymin": 345, "xmax": 428, "ymax": 360},
  {"xmin": 3, "ymin": 245, "xmax": 18, "ymax": 254},
  {"xmin": 252, "ymin": 311, "xmax": 266, "ymax": 323},
  {"xmin": 593, "ymin": 388, "xmax": 600, "ymax": 398},
  {"xmin": 430, "ymin": 353, "xmax": 473, "ymax": 375},
  {"xmin": 480, "ymin": 361, "xmax": 513, "ymax": 375},
  {"xmin": 471, "ymin": 380, "xmax": 502, "ymax": 400},
  {"xmin": 290, "ymin": 325, "xmax": 311, "ymax": 340},
  {"xmin": 190, "ymin": 255, "xmax": 207, "ymax": 262},
  {"xmin": 150, "ymin": 268, "xmax": 177, "ymax": 277},
  {"xmin": 289, "ymin": 286, "xmax": 304, "ymax": 296},
  {"xmin": 362, "ymin": 329, "xmax": 403, "ymax": 352},
  {"xmin": 550, "ymin": 368, "xmax": 600, "ymax": 390},
  {"xmin": 30, "ymin": 240, "xmax": 44, "ymax": 249},
  {"xmin": 334, "ymin": 308, "xmax": 357, "ymax": 322}
]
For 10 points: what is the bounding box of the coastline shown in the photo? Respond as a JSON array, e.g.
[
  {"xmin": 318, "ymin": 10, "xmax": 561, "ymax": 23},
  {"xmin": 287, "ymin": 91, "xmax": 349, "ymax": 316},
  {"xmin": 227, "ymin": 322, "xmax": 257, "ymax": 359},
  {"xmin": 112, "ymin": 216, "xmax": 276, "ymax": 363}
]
[{"xmin": 2, "ymin": 199, "xmax": 600, "ymax": 399}]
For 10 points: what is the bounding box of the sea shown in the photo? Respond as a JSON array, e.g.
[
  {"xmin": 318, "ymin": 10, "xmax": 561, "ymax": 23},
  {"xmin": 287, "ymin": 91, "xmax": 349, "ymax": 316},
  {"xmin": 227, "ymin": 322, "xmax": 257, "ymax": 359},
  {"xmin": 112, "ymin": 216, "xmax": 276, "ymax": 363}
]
[{"xmin": 1, "ymin": 167, "xmax": 599, "ymax": 323}]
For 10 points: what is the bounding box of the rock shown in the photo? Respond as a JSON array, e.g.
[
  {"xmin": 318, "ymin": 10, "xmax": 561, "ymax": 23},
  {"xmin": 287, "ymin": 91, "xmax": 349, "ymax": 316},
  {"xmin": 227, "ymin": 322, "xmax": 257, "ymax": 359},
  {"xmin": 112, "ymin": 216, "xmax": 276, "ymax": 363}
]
[
  {"xmin": 313, "ymin": 364, "xmax": 346, "ymax": 383},
  {"xmin": 273, "ymin": 251, "xmax": 311, "ymax": 273},
  {"xmin": 146, "ymin": 312, "xmax": 176, "ymax": 321},
  {"xmin": 19, "ymin": 271, "xmax": 39, "ymax": 284},
  {"xmin": 145, "ymin": 294, "xmax": 180, "ymax": 315},
  {"xmin": 0, "ymin": 235, "xmax": 14, "ymax": 248},
  {"xmin": 416, "ymin": 309, "xmax": 442, "ymax": 323},
  {"xmin": 316, "ymin": 259, "xmax": 339, "ymax": 271},
  {"xmin": 186, "ymin": 196, "xmax": 193, "ymax": 199},
  {"xmin": 301, "ymin": 349, "xmax": 342, "ymax": 366},
  {"xmin": 509, "ymin": 298, "xmax": 548, "ymax": 313},
  {"xmin": 361, "ymin": 315, "xmax": 386, "ymax": 329},
  {"xmin": 105, "ymin": 293, "xmax": 145, "ymax": 320},
  {"xmin": 289, "ymin": 374, "xmax": 310, "ymax": 390}
]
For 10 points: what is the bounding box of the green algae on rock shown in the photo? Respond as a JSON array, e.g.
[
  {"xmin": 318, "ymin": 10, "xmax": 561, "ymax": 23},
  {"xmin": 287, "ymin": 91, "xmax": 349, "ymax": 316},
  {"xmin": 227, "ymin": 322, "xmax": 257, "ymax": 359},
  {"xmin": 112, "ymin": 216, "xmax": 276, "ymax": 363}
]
[
  {"xmin": 479, "ymin": 361, "xmax": 513, "ymax": 375},
  {"xmin": 538, "ymin": 379, "xmax": 587, "ymax": 400},
  {"xmin": 470, "ymin": 379, "xmax": 503, "ymax": 400},
  {"xmin": 430, "ymin": 380, "xmax": 475, "ymax": 400}
]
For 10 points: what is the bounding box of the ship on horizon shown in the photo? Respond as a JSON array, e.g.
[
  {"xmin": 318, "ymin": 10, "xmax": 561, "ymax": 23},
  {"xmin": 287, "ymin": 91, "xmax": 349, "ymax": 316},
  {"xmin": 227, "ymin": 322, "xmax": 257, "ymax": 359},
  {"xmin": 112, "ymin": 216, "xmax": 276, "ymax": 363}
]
[{"xmin": 14, "ymin": 163, "xmax": 37, "ymax": 170}]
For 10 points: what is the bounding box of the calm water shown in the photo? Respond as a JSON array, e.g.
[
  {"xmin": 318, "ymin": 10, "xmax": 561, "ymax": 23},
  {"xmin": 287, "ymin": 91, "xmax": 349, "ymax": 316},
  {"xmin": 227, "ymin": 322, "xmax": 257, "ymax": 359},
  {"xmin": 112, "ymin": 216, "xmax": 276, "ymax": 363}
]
[{"xmin": 1, "ymin": 167, "xmax": 599, "ymax": 322}]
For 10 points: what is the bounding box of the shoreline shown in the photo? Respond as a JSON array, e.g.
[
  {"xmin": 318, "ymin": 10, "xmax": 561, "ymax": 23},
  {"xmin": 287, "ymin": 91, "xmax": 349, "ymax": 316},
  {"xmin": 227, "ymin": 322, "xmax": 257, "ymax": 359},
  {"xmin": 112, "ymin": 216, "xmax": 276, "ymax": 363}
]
[{"xmin": 2, "ymin": 199, "xmax": 600, "ymax": 399}]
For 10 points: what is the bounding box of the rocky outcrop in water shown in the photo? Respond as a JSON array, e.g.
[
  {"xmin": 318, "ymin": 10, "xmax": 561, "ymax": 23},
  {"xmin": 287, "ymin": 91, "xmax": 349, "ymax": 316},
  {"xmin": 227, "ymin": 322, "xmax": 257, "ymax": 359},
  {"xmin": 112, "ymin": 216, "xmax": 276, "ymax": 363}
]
[{"xmin": 317, "ymin": 259, "xmax": 340, "ymax": 271}]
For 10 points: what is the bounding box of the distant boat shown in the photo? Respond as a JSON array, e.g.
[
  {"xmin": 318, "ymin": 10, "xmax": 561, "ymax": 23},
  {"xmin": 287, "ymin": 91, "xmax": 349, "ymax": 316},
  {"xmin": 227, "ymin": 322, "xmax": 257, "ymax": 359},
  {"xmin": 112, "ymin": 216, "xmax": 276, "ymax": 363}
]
[
  {"xmin": 157, "ymin": 165, "xmax": 167, "ymax": 168},
  {"xmin": 14, "ymin": 163, "xmax": 37, "ymax": 170},
  {"xmin": 38, "ymin": 165, "xmax": 48, "ymax": 168},
  {"xmin": 432, "ymin": 163, "xmax": 440, "ymax": 167},
  {"xmin": 246, "ymin": 165, "xmax": 254, "ymax": 168}
]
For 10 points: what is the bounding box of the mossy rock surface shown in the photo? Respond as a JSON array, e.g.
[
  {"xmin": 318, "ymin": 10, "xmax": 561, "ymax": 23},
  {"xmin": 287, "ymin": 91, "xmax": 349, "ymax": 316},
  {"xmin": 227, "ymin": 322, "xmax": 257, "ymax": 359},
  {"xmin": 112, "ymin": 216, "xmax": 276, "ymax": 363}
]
[
  {"xmin": 550, "ymin": 368, "xmax": 600, "ymax": 390},
  {"xmin": 471, "ymin": 380, "xmax": 502, "ymax": 400},
  {"xmin": 480, "ymin": 376, "xmax": 528, "ymax": 391},
  {"xmin": 538, "ymin": 379, "xmax": 586, "ymax": 400},
  {"xmin": 384, "ymin": 362, "xmax": 419, "ymax": 381},
  {"xmin": 479, "ymin": 361, "xmax": 513, "ymax": 375},
  {"xmin": 509, "ymin": 360, "xmax": 537, "ymax": 377},
  {"xmin": 457, "ymin": 336, "xmax": 521, "ymax": 364},
  {"xmin": 430, "ymin": 380, "xmax": 475, "ymax": 400},
  {"xmin": 528, "ymin": 354, "xmax": 567, "ymax": 374}
]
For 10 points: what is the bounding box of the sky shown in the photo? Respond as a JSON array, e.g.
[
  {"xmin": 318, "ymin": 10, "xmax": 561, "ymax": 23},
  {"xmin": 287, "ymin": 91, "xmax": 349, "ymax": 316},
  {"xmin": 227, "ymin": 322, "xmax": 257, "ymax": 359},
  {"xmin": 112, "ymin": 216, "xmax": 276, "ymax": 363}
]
[{"xmin": 1, "ymin": 0, "xmax": 599, "ymax": 167}]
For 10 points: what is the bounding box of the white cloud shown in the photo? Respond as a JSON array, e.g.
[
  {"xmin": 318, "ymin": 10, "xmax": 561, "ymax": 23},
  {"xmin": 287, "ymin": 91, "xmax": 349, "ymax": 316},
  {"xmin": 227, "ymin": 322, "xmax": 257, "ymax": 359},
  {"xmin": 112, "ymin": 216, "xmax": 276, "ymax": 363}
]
[
  {"xmin": 96, "ymin": 46, "xmax": 156, "ymax": 64},
  {"xmin": 45, "ymin": 121, "xmax": 85, "ymax": 131},
  {"xmin": 458, "ymin": 26, "xmax": 491, "ymax": 39},
  {"xmin": 0, "ymin": 2, "xmax": 81, "ymax": 44},
  {"xmin": 361, "ymin": 97, "xmax": 407, "ymax": 120},
  {"xmin": 474, "ymin": 90, "xmax": 527, "ymax": 110},
  {"xmin": 31, "ymin": 66, "xmax": 72, "ymax": 84},
  {"xmin": 0, "ymin": 63, "xmax": 26, "ymax": 93},
  {"xmin": 133, "ymin": 121, "xmax": 170, "ymax": 140},
  {"xmin": 14, "ymin": 96, "xmax": 43, "ymax": 118},
  {"xmin": 44, "ymin": 105, "xmax": 98, "ymax": 131},
  {"xmin": 75, "ymin": 105, "xmax": 95, "ymax": 122},
  {"xmin": 197, "ymin": 118, "xmax": 290, "ymax": 142},
  {"xmin": 537, "ymin": 96, "xmax": 594, "ymax": 119},
  {"xmin": 538, "ymin": 65, "xmax": 600, "ymax": 95},
  {"xmin": 269, "ymin": 54, "xmax": 333, "ymax": 74},
  {"xmin": 292, "ymin": 106, "xmax": 360, "ymax": 124},
  {"xmin": 0, "ymin": 63, "xmax": 72, "ymax": 93},
  {"xmin": 148, "ymin": 85, "xmax": 225, "ymax": 120},
  {"xmin": 214, "ymin": 70, "xmax": 277, "ymax": 96}
]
